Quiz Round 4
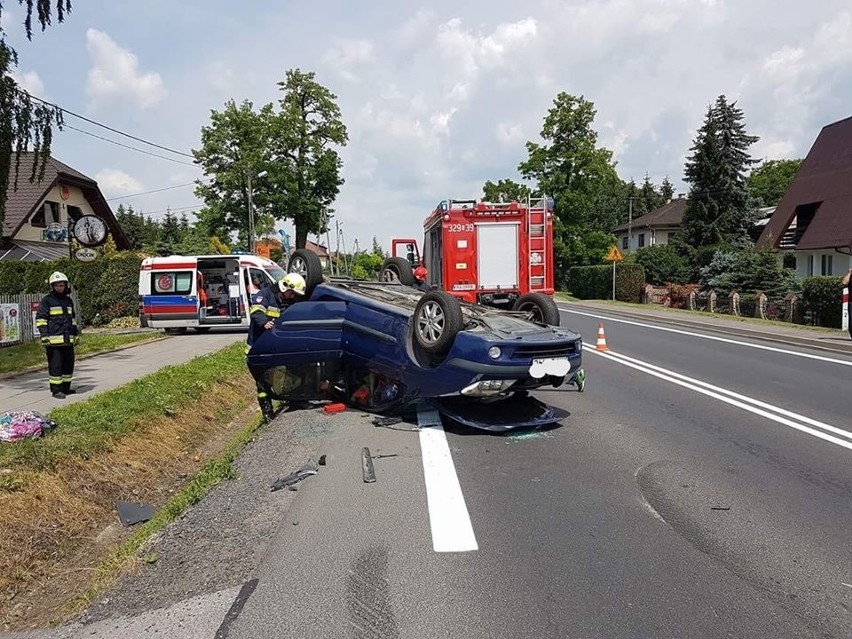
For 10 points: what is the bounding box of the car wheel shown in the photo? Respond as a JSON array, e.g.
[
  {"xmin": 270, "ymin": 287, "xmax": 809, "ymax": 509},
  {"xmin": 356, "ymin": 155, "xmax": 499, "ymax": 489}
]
[
  {"xmin": 193, "ymin": 327, "xmax": 212, "ymax": 333},
  {"xmin": 512, "ymin": 292, "xmax": 560, "ymax": 326},
  {"xmin": 165, "ymin": 327, "xmax": 188, "ymax": 336},
  {"xmin": 287, "ymin": 249, "xmax": 324, "ymax": 297},
  {"xmin": 380, "ymin": 257, "xmax": 416, "ymax": 286},
  {"xmin": 414, "ymin": 290, "xmax": 463, "ymax": 355}
]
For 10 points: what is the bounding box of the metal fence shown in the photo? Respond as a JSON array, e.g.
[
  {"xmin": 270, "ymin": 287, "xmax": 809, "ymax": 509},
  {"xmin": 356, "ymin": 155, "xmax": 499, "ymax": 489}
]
[{"xmin": 0, "ymin": 292, "xmax": 80, "ymax": 347}]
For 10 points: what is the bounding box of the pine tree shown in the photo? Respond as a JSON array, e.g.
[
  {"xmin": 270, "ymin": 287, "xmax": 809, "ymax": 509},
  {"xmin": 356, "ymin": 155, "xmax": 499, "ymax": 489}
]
[
  {"xmin": 660, "ymin": 176, "xmax": 675, "ymax": 201},
  {"xmin": 682, "ymin": 96, "xmax": 759, "ymax": 248},
  {"xmin": 640, "ymin": 174, "xmax": 665, "ymax": 212}
]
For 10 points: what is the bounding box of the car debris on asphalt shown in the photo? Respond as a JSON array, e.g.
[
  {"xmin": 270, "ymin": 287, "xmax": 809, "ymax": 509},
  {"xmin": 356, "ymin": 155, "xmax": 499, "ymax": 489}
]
[{"xmin": 270, "ymin": 466, "xmax": 318, "ymax": 492}]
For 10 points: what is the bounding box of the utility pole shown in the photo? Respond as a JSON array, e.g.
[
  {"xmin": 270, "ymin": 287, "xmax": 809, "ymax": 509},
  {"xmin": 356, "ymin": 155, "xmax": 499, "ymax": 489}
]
[{"xmin": 246, "ymin": 171, "xmax": 255, "ymax": 255}]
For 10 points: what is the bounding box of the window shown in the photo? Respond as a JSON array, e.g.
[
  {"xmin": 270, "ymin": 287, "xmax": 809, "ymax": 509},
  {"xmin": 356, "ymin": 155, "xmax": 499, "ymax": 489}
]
[
  {"xmin": 31, "ymin": 201, "xmax": 60, "ymax": 228},
  {"xmin": 150, "ymin": 271, "xmax": 193, "ymax": 295},
  {"xmin": 638, "ymin": 233, "xmax": 646, "ymax": 248},
  {"xmin": 821, "ymin": 254, "xmax": 833, "ymax": 276},
  {"xmin": 67, "ymin": 205, "xmax": 84, "ymax": 222},
  {"xmin": 806, "ymin": 255, "xmax": 814, "ymax": 277},
  {"xmin": 621, "ymin": 236, "xmax": 628, "ymax": 250}
]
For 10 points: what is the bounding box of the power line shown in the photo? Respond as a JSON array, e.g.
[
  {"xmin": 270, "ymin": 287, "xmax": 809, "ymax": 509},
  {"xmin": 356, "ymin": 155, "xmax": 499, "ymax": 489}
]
[
  {"xmin": 63, "ymin": 124, "xmax": 199, "ymax": 167},
  {"xmin": 23, "ymin": 90, "xmax": 195, "ymax": 158},
  {"xmin": 106, "ymin": 180, "xmax": 206, "ymax": 201}
]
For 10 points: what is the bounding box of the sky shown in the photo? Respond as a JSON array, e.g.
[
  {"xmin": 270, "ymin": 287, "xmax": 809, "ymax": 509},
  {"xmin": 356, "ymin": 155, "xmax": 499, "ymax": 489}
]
[{"xmin": 3, "ymin": 0, "xmax": 851, "ymax": 252}]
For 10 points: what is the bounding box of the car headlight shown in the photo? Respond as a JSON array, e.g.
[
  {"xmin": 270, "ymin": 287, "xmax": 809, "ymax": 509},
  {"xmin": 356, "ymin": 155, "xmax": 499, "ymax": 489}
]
[
  {"xmin": 461, "ymin": 379, "xmax": 516, "ymax": 396},
  {"xmin": 488, "ymin": 346, "xmax": 502, "ymax": 359},
  {"xmin": 577, "ymin": 339, "xmax": 582, "ymax": 352}
]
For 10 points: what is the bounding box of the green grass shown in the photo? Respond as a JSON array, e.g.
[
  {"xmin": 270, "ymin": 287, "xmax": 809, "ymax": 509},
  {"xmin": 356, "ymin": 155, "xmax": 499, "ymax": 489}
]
[
  {"xmin": 0, "ymin": 343, "xmax": 248, "ymax": 470},
  {"xmin": 0, "ymin": 332, "xmax": 161, "ymax": 376},
  {"xmin": 65, "ymin": 410, "xmax": 266, "ymax": 620}
]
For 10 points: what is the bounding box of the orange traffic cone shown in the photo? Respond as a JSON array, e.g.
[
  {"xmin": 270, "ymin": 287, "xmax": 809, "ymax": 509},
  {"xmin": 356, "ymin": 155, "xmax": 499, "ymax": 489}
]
[{"xmin": 595, "ymin": 323, "xmax": 609, "ymax": 352}]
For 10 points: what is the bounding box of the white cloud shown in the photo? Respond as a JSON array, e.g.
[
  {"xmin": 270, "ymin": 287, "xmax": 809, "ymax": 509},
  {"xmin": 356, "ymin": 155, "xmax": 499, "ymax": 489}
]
[
  {"xmin": 11, "ymin": 70, "xmax": 45, "ymax": 98},
  {"xmin": 85, "ymin": 29, "xmax": 166, "ymax": 110},
  {"xmin": 496, "ymin": 122, "xmax": 525, "ymax": 145},
  {"xmin": 95, "ymin": 169, "xmax": 143, "ymax": 196},
  {"xmin": 322, "ymin": 38, "xmax": 375, "ymax": 83},
  {"xmin": 205, "ymin": 61, "xmax": 237, "ymax": 94},
  {"xmin": 394, "ymin": 9, "xmax": 435, "ymax": 49},
  {"xmin": 0, "ymin": 8, "xmax": 13, "ymax": 31}
]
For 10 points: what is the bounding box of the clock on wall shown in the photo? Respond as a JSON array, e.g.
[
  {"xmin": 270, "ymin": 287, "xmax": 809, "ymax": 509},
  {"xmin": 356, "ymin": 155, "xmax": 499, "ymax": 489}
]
[{"xmin": 73, "ymin": 215, "xmax": 108, "ymax": 247}]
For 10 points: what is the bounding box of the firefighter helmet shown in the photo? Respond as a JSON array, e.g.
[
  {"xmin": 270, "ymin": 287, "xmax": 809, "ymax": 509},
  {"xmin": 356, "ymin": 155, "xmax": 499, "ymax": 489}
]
[
  {"xmin": 279, "ymin": 272, "xmax": 306, "ymax": 296},
  {"xmin": 414, "ymin": 265, "xmax": 428, "ymax": 281},
  {"xmin": 48, "ymin": 271, "xmax": 69, "ymax": 285}
]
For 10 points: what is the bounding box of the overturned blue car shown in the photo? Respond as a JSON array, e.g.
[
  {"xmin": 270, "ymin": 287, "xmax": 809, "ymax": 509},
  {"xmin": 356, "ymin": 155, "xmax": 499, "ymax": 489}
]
[{"xmin": 246, "ymin": 250, "xmax": 582, "ymax": 430}]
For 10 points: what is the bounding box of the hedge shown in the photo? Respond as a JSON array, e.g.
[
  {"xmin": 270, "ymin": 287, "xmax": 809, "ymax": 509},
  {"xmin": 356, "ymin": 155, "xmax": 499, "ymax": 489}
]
[
  {"xmin": 566, "ymin": 264, "xmax": 645, "ymax": 302},
  {"xmin": 0, "ymin": 254, "xmax": 142, "ymax": 324},
  {"xmin": 801, "ymin": 276, "xmax": 843, "ymax": 328}
]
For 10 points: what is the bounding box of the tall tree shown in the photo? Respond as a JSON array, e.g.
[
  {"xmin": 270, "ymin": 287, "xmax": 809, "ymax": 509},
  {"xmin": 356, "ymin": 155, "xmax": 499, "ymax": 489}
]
[
  {"xmin": 0, "ymin": 0, "xmax": 70, "ymax": 231},
  {"xmin": 518, "ymin": 93, "xmax": 623, "ymax": 232},
  {"xmin": 747, "ymin": 158, "xmax": 803, "ymax": 207},
  {"xmin": 640, "ymin": 174, "xmax": 666, "ymax": 213},
  {"xmin": 660, "ymin": 176, "xmax": 675, "ymax": 201},
  {"xmin": 482, "ymin": 178, "xmax": 532, "ymax": 202},
  {"xmin": 193, "ymin": 99, "xmax": 277, "ymax": 244},
  {"xmin": 681, "ymin": 95, "xmax": 759, "ymax": 248},
  {"xmin": 270, "ymin": 69, "xmax": 347, "ymax": 250},
  {"xmin": 115, "ymin": 203, "xmax": 146, "ymax": 249}
]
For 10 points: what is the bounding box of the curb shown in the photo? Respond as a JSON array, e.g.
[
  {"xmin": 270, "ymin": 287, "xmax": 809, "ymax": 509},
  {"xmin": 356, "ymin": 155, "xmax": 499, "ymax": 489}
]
[
  {"xmin": 560, "ymin": 303, "xmax": 852, "ymax": 356},
  {"xmin": 0, "ymin": 335, "xmax": 170, "ymax": 382}
]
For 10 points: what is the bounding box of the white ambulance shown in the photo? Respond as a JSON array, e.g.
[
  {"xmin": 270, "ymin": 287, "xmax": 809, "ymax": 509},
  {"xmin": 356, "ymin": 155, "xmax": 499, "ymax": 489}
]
[{"xmin": 138, "ymin": 254, "xmax": 286, "ymax": 333}]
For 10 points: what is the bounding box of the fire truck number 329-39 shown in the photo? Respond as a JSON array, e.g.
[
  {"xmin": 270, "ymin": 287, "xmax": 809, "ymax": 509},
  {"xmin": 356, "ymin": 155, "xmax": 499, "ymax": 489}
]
[{"xmin": 448, "ymin": 223, "xmax": 474, "ymax": 233}]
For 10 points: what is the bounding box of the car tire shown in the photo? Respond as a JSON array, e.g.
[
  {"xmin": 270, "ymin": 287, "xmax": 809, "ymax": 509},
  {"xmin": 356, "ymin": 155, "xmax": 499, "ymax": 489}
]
[
  {"xmin": 193, "ymin": 327, "xmax": 211, "ymax": 333},
  {"xmin": 287, "ymin": 249, "xmax": 324, "ymax": 297},
  {"xmin": 414, "ymin": 290, "xmax": 463, "ymax": 355},
  {"xmin": 380, "ymin": 257, "xmax": 416, "ymax": 286},
  {"xmin": 512, "ymin": 292, "xmax": 560, "ymax": 326},
  {"xmin": 165, "ymin": 327, "xmax": 188, "ymax": 336}
]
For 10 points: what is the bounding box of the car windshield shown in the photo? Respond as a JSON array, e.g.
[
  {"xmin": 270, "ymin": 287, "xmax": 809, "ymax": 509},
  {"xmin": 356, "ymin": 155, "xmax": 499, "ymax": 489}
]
[{"xmin": 263, "ymin": 264, "xmax": 287, "ymax": 280}]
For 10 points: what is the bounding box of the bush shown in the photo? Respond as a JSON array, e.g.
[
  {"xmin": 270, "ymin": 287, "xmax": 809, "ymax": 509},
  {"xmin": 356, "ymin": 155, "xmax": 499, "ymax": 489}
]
[
  {"xmin": 627, "ymin": 245, "xmax": 691, "ymax": 285},
  {"xmin": 801, "ymin": 276, "xmax": 843, "ymax": 328},
  {"xmin": 0, "ymin": 254, "xmax": 143, "ymax": 324},
  {"xmin": 699, "ymin": 246, "xmax": 794, "ymax": 298},
  {"xmin": 567, "ymin": 264, "xmax": 645, "ymax": 302}
]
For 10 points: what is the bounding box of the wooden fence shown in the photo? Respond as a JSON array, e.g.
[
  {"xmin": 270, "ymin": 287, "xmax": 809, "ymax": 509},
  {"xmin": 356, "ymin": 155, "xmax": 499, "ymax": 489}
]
[{"xmin": 0, "ymin": 292, "xmax": 80, "ymax": 347}]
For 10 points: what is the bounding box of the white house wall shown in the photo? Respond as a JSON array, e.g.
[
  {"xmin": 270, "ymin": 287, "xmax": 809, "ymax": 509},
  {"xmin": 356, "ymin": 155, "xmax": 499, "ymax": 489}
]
[
  {"xmin": 795, "ymin": 251, "xmax": 852, "ymax": 278},
  {"xmin": 13, "ymin": 183, "xmax": 96, "ymax": 243}
]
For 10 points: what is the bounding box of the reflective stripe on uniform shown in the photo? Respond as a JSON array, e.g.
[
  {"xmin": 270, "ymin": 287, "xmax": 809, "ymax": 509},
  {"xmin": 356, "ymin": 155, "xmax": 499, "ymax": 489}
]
[
  {"xmin": 49, "ymin": 377, "xmax": 62, "ymax": 385},
  {"xmin": 244, "ymin": 344, "xmax": 251, "ymax": 354},
  {"xmin": 35, "ymin": 319, "xmax": 48, "ymax": 327},
  {"xmin": 249, "ymin": 304, "xmax": 267, "ymax": 315},
  {"xmin": 49, "ymin": 307, "xmax": 64, "ymax": 315},
  {"xmin": 257, "ymin": 391, "xmax": 268, "ymax": 398},
  {"xmin": 266, "ymin": 307, "xmax": 281, "ymax": 318},
  {"xmin": 61, "ymin": 376, "xmax": 73, "ymax": 382},
  {"xmin": 47, "ymin": 336, "xmax": 66, "ymax": 344}
]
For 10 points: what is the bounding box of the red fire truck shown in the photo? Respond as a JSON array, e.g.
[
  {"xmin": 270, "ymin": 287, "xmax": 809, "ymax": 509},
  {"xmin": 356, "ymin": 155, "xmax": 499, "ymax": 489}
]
[{"xmin": 382, "ymin": 196, "xmax": 560, "ymax": 324}]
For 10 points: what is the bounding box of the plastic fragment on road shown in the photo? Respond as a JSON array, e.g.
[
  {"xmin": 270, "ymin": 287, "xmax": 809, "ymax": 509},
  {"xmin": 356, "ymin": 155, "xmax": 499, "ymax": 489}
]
[
  {"xmin": 361, "ymin": 447, "xmax": 376, "ymax": 483},
  {"xmin": 318, "ymin": 454, "xmax": 327, "ymax": 466},
  {"xmin": 372, "ymin": 416, "xmax": 402, "ymax": 427},
  {"xmin": 0, "ymin": 411, "xmax": 57, "ymax": 443},
  {"xmin": 117, "ymin": 501, "xmax": 156, "ymax": 526},
  {"xmin": 323, "ymin": 403, "xmax": 347, "ymax": 414},
  {"xmin": 270, "ymin": 467, "xmax": 318, "ymax": 492}
]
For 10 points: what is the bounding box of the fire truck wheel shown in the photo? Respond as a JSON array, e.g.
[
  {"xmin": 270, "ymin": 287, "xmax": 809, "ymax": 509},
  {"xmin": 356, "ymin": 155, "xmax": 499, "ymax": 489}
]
[
  {"xmin": 287, "ymin": 249, "xmax": 324, "ymax": 296},
  {"xmin": 512, "ymin": 293, "xmax": 561, "ymax": 326},
  {"xmin": 414, "ymin": 290, "xmax": 463, "ymax": 355},
  {"xmin": 380, "ymin": 257, "xmax": 416, "ymax": 286}
]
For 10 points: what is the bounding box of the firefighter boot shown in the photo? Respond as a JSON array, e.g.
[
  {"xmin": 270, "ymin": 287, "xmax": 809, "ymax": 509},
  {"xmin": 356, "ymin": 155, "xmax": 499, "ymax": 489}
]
[{"xmin": 258, "ymin": 396, "xmax": 276, "ymax": 422}]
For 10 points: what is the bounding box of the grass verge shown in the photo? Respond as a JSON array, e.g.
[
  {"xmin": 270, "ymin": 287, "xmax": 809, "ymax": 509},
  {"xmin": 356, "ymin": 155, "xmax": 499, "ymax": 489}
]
[
  {"xmin": 0, "ymin": 332, "xmax": 163, "ymax": 377},
  {"xmin": 63, "ymin": 411, "xmax": 266, "ymax": 622},
  {"xmin": 0, "ymin": 342, "xmax": 259, "ymax": 629},
  {"xmin": 558, "ymin": 296, "xmax": 843, "ymax": 334}
]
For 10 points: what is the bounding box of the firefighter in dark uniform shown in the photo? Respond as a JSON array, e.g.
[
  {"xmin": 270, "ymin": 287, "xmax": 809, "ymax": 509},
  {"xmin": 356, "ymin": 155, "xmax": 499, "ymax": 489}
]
[
  {"xmin": 35, "ymin": 271, "xmax": 80, "ymax": 399},
  {"xmin": 413, "ymin": 265, "xmax": 431, "ymax": 292},
  {"xmin": 246, "ymin": 272, "xmax": 306, "ymax": 420}
]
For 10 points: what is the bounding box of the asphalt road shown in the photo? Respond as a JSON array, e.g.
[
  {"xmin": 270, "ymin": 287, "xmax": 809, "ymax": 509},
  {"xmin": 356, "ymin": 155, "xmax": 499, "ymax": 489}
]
[{"xmin": 8, "ymin": 310, "xmax": 851, "ymax": 638}]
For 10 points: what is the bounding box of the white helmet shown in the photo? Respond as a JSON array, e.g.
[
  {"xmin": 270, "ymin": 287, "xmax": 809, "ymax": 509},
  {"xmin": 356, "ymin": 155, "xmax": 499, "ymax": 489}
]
[
  {"xmin": 48, "ymin": 271, "xmax": 69, "ymax": 285},
  {"xmin": 279, "ymin": 272, "xmax": 306, "ymax": 296}
]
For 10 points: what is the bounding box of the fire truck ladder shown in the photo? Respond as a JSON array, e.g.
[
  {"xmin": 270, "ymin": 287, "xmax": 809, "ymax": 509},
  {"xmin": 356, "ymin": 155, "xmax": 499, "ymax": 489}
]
[{"xmin": 526, "ymin": 194, "xmax": 549, "ymax": 292}]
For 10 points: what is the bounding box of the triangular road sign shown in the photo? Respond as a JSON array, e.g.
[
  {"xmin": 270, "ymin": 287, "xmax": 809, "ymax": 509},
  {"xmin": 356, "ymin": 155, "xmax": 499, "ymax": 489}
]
[{"xmin": 604, "ymin": 245, "xmax": 624, "ymax": 262}]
